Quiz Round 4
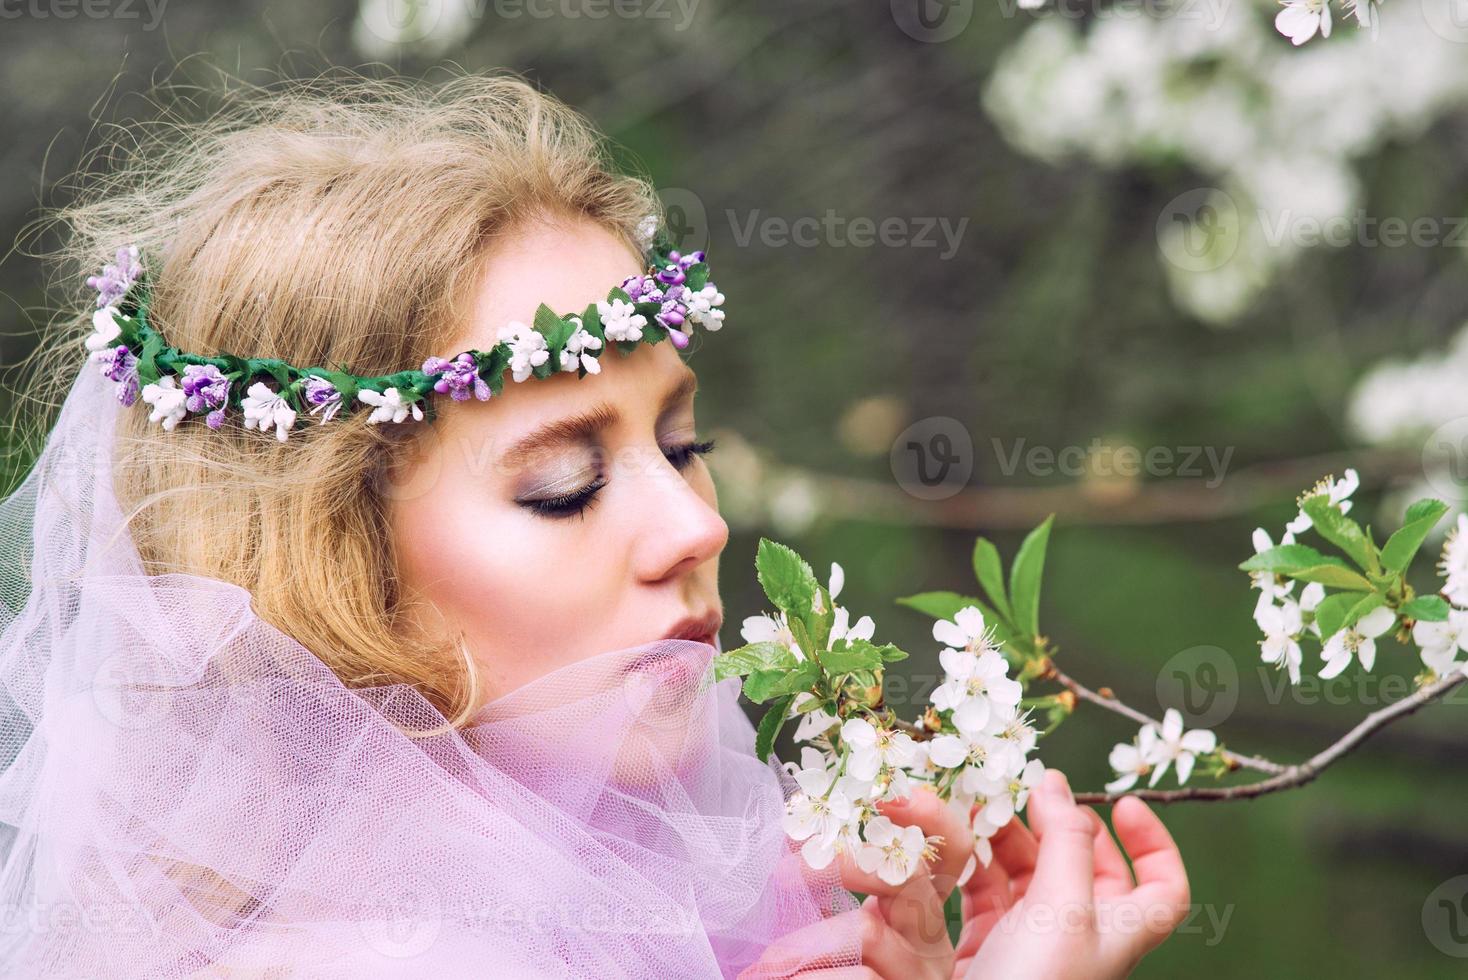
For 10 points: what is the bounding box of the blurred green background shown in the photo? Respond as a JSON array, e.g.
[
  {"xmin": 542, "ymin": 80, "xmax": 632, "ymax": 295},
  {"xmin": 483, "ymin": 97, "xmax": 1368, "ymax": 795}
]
[{"xmin": 3, "ymin": 0, "xmax": 1468, "ymax": 976}]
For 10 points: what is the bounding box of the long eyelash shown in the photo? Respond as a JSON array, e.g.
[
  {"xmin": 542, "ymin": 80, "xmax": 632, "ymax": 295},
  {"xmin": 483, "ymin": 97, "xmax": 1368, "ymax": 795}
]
[
  {"xmin": 665, "ymin": 438, "xmax": 717, "ymax": 471},
  {"xmin": 522, "ymin": 477, "xmax": 607, "ymax": 521}
]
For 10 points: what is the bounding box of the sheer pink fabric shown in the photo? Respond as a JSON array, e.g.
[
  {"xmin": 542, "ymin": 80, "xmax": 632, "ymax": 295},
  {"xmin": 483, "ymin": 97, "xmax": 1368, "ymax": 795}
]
[{"xmin": 0, "ymin": 364, "xmax": 861, "ymax": 977}]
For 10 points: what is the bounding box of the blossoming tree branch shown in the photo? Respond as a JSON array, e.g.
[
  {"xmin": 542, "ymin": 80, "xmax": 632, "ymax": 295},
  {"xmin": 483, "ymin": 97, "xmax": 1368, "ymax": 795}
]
[{"xmin": 712, "ymin": 470, "xmax": 1468, "ymax": 886}]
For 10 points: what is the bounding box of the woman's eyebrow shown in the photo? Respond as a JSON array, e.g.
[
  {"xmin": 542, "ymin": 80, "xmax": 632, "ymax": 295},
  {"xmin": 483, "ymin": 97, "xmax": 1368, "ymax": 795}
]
[{"xmin": 498, "ymin": 367, "xmax": 699, "ymax": 469}]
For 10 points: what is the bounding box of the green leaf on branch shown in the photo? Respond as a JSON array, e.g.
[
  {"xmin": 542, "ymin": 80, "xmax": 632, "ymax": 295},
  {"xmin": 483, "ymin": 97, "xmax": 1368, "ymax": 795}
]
[
  {"xmin": 1009, "ymin": 515, "xmax": 1054, "ymax": 639},
  {"xmin": 1313, "ymin": 592, "xmax": 1355, "ymax": 640},
  {"xmin": 744, "ymin": 661, "xmax": 821, "ymax": 703},
  {"xmin": 1292, "ymin": 564, "xmax": 1375, "ymax": 591},
  {"xmin": 1400, "ymin": 595, "xmax": 1451, "ymax": 622},
  {"xmin": 972, "ymin": 538, "xmax": 1013, "ymax": 625},
  {"xmin": 1379, "ymin": 498, "xmax": 1449, "ymax": 573},
  {"xmin": 712, "ymin": 642, "xmax": 799, "ymax": 681},
  {"xmin": 1341, "ymin": 592, "xmax": 1388, "ymax": 632},
  {"xmin": 1301, "ymin": 495, "xmax": 1377, "ymax": 572},
  {"xmin": 1239, "ymin": 544, "xmax": 1349, "ymax": 575},
  {"xmin": 755, "ymin": 538, "xmax": 819, "ymax": 619},
  {"xmin": 822, "ymin": 638, "xmax": 899, "ymax": 673},
  {"xmin": 755, "ymin": 696, "xmax": 794, "ymax": 762}
]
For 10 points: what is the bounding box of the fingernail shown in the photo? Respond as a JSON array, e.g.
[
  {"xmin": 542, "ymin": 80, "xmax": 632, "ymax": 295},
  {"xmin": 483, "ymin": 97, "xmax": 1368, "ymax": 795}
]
[{"xmin": 1048, "ymin": 769, "xmax": 1073, "ymax": 804}]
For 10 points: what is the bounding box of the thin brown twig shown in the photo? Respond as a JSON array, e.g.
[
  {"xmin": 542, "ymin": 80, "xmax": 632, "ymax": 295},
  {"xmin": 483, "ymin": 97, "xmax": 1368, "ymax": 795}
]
[{"xmin": 1070, "ymin": 669, "xmax": 1468, "ymax": 804}]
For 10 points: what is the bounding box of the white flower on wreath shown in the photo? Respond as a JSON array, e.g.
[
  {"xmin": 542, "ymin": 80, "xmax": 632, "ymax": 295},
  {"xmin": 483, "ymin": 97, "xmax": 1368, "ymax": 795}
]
[
  {"xmin": 1319, "ymin": 604, "xmax": 1396, "ymax": 679},
  {"xmin": 558, "ymin": 317, "xmax": 604, "ymax": 374},
  {"xmin": 357, "ymin": 387, "xmax": 424, "ymax": 425},
  {"xmin": 140, "ymin": 376, "xmax": 188, "ymax": 431},
  {"xmin": 1286, "ymin": 469, "xmax": 1358, "ymax": 535},
  {"xmin": 499, "ymin": 321, "xmax": 550, "ymax": 382},
  {"xmin": 85, "ymin": 307, "xmax": 124, "ymax": 353},
  {"xmin": 685, "ymin": 283, "xmax": 726, "ymax": 331},
  {"xmin": 241, "ymin": 382, "xmax": 298, "ymax": 442},
  {"xmin": 597, "ymin": 298, "xmax": 647, "ymax": 343}
]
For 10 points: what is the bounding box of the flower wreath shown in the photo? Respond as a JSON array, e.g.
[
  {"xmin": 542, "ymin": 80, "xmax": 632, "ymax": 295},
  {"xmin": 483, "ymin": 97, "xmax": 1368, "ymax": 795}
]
[{"xmin": 81, "ymin": 221, "xmax": 725, "ymax": 441}]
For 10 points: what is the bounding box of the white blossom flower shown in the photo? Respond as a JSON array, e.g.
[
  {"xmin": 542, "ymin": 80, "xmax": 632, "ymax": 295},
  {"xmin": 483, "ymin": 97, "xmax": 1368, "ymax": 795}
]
[
  {"xmin": 1286, "ymin": 469, "xmax": 1358, "ymax": 535},
  {"xmin": 1275, "ymin": 0, "xmax": 1332, "ymax": 46},
  {"xmin": 1249, "ymin": 526, "xmax": 1297, "ymax": 612},
  {"xmin": 928, "ymin": 726, "xmax": 1006, "ymax": 785},
  {"xmin": 597, "ymin": 298, "xmax": 648, "ymax": 343},
  {"xmin": 981, "ymin": 758, "xmax": 1045, "ymax": 827},
  {"xmin": 1413, "ymin": 608, "xmax": 1468, "ymax": 676},
  {"xmin": 84, "ymin": 307, "xmax": 124, "ymax": 353},
  {"xmin": 1255, "ymin": 597, "xmax": 1305, "ymax": 685},
  {"xmin": 1105, "ymin": 724, "xmax": 1160, "ymax": 794},
  {"xmin": 740, "ymin": 611, "xmax": 804, "ymax": 661},
  {"xmin": 140, "ymin": 376, "xmax": 188, "ymax": 431},
  {"xmin": 931, "ymin": 646, "xmax": 1023, "ymax": 736},
  {"xmin": 357, "ymin": 387, "xmax": 424, "ymax": 425},
  {"xmin": 1319, "ymin": 604, "xmax": 1397, "ymax": 679},
  {"xmin": 841, "ymin": 717, "xmax": 917, "ymax": 781},
  {"xmin": 781, "ymin": 749, "xmax": 856, "ymax": 870},
  {"xmin": 790, "ymin": 693, "xmax": 839, "ymax": 743},
  {"xmin": 1440, "ymin": 514, "xmax": 1468, "ymax": 608},
  {"xmin": 499, "ymin": 321, "xmax": 550, "ymax": 382},
  {"xmin": 241, "ymin": 382, "xmax": 298, "ymax": 442},
  {"xmin": 932, "ymin": 605, "xmax": 993, "ymax": 653},
  {"xmin": 1149, "ymin": 708, "xmax": 1217, "ymax": 786},
  {"xmin": 1299, "ymin": 582, "xmax": 1326, "ymax": 637},
  {"xmin": 557, "ymin": 318, "xmax": 604, "ymax": 374},
  {"xmin": 855, "ymin": 815, "xmax": 929, "ymax": 886}
]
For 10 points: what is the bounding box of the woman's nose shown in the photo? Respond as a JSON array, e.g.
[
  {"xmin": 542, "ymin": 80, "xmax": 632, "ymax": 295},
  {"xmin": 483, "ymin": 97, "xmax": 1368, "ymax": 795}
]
[{"xmin": 630, "ymin": 455, "xmax": 728, "ymax": 583}]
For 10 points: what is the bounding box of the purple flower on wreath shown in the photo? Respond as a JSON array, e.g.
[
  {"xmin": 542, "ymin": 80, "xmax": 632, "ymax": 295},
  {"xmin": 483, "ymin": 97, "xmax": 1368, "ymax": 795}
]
[
  {"xmin": 302, "ymin": 376, "xmax": 344, "ymax": 422},
  {"xmin": 621, "ymin": 274, "xmax": 663, "ymax": 305},
  {"xmin": 85, "ymin": 246, "xmax": 142, "ymax": 310},
  {"xmin": 97, "ymin": 344, "xmax": 140, "ymax": 407},
  {"xmin": 180, "ymin": 364, "xmax": 232, "ymax": 429},
  {"xmin": 423, "ymin": 352, "xmax": 490, "ymax": 402}
]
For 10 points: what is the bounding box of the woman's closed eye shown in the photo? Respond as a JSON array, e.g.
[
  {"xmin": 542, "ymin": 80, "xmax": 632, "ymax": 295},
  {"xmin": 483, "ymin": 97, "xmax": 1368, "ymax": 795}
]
[{"xmin": 517, "ymin": 438, "xmax": 716, "ymax": 521}]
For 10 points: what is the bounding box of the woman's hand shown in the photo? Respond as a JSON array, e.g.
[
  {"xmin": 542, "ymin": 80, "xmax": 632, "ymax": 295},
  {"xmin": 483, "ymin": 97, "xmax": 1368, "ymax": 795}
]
[
  {"xmin": 739, "ymin": 784, "xmax": 971, "ymax": 979},
  {"xmin": 953, "ymin": 769, "xmax": 1191, "ymax": 980}
]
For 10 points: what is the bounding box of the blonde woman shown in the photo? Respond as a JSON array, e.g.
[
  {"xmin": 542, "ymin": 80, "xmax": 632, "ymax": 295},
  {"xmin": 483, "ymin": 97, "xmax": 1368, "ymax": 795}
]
[{"xmin": 0, "ymin": 72, "xmax": 1188, "ymax": 978}]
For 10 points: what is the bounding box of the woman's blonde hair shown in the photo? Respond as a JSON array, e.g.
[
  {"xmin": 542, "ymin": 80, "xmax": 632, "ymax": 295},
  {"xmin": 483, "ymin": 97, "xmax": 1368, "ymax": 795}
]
[{"xmin": 27, "ymin": 70, "xmax": 662, "ymax": 726}]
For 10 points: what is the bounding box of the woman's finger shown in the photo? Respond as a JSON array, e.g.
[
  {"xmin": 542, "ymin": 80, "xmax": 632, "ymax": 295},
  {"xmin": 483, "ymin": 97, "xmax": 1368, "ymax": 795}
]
[
  {"xmin": 1024, "ymin": 769, "xmax": 1098, "ymax": 911},
  {"xmin": 1097, "ymin": 795, "xmax": 1191, "ymax": 965},
  {"xmin": 1111, "ymin": 796, "xmax": 1189, "ymax": 912},
  {"xmin": 874, "ymin": 786, "xmax": 972, "ymax": 899},
  {"xmin": 986, "ymin": 813, "xmax": 1038, "ymax": 894},
  {"xmin": 1085, "ymin": 806, "xmax": 1136, "ymax": 899},
  {"xmin": 869, "ymin": 870, "xmax": 953, "ymax": 966}
]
